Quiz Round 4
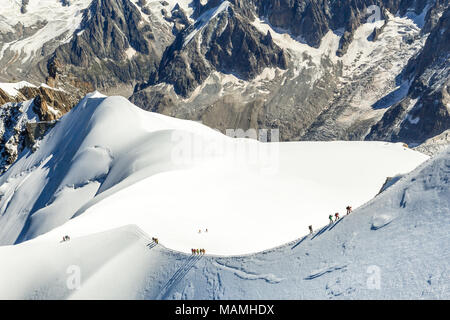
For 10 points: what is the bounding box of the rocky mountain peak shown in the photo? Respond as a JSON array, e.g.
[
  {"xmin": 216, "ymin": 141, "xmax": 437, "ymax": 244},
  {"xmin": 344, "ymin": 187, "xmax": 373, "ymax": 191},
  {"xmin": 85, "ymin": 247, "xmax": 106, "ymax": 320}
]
[
  {"xmin": 0, "ymin": 82, "xmax": 81, "ymax": 173},
  {"xmin": 144, "ymin": 0, "xmax": 288, "ymax": 97}
]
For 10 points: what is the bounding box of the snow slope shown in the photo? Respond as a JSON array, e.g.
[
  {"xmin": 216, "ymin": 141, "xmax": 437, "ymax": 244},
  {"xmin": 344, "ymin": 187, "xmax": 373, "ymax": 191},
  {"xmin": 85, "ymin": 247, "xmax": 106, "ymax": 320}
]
[
  {"xmin": 0, "ymin": 146, "xmax": 447, "ymax": 299},
  {"xmin": 0, "ymin": 93, "xmax": 428, "ymax": 255}
]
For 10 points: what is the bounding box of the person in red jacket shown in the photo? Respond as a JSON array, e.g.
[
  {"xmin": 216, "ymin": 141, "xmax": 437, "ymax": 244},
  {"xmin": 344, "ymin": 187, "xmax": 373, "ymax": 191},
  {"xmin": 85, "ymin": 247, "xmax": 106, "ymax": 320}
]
[{"xmin": 335, "ymin": 212, "xmax": 340, "ymax": 221}]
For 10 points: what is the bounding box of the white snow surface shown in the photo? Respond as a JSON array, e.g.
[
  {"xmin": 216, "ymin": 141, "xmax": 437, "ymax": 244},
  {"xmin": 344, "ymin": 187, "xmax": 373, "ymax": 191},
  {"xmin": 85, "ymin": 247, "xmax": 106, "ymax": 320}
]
[
  {"xmin": 0, "ymin": 0, "xmax": 92, "ymax": 61},
  {"xmin": 0, "ymin": 144, "xmax": 447, "ymax": 299},
  {"xmin": 0, "ymin": 93, "xmax": 429, "ymax": 256}
]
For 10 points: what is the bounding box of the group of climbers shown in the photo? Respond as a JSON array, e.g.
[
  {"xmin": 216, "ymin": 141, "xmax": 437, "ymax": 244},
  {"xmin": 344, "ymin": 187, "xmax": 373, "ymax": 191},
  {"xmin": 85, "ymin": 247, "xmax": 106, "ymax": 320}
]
[
  {"xmin": 191, "ymin": 248, "xmax": 206, "ymax": 255},
  {"xmin": 318, "ymin": 205, "xmax": 353, "ymax": 231},
  {"xmin": 194, "ymin": 229, "xmax": 208, "ymax": 254}
]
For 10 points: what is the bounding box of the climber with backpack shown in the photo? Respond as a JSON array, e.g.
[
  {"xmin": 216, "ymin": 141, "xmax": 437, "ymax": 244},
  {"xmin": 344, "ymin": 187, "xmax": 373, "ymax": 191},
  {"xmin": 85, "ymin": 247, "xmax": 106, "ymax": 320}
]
[
  {"xmin": 346, "ymin": 206, "xmax": 352, "ymax": 215},
  {"xmin": 329, "ymin": 214, "xmax": 334, "ymax": 224},
  {"xmin": 335, "ymin": 212, "xmax": 340, "ymax": 221}
]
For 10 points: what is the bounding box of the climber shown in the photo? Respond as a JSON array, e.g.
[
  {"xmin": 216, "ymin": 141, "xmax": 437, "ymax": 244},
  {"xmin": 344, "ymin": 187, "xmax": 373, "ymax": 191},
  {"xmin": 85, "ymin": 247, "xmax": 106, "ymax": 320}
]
[
  {"xmin": 62, "ymin": 235, "xmax": 70, "ymax": 242},
  {"xmin": 335, "ymin": 212, "xmax": 340, "ymax": 221},
  {"xmin": 346, "ymin": 206, "xmax": 352, "ymax": 215},
  {"xmin": 329, "ymin": 214, "xmax": 334, "ymax": 224},
  {"xmin": 308, "ymin": 225, "xmax": 313, "ymax": 234}
]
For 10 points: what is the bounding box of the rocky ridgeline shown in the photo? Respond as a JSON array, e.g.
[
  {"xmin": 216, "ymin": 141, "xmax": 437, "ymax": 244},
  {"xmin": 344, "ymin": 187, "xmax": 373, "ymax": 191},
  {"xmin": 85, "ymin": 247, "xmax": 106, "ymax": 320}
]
[
  {"xmin": 44, "ymin": 0, "xmax": 173, "ymax": 93},
  {"xmin": 142, "ymin": 2, "xmax": 288, "ymax": 97},
  {"xmin": 366, "ymin": 3, "xmax": 450, "ymax": 143},
  {"xmin": 0, "ymin": 83, "xmax": 85, "ymax": 173}
]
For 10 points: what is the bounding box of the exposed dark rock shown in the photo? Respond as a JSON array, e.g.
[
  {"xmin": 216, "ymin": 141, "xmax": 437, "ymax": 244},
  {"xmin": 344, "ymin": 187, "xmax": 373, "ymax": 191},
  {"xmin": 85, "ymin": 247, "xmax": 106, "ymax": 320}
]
[
  {"xmin": 0, "ymin": 84, "xmax": 82, "ymax": 173},
  {"xmin": 0, "ymin": 89, "xmax": 15, "ymax": 105},
  {"xmin": 147, "ymin": 2, "xmax": 288, "ymax": 97},
  {"xmin": 422, "ymin": 0, "xmax": 449, "ymax": 33},
  {"xmin": 20, "ymin": 0, "xmax": 29, "ymax": 14},
  {"xmin": 164, "ymin": 3, "xmax": 191, "ymax": 34},
  {"xmin": 368, "ymin": 15, "xmax": 389, "ymax": 41},
  {"xmin": 25, "ymin": 121, "xmax": 56, "ymax": 151},
  {"xmin": 46, "ymin": 0, "xmax": 169, "ymax": 92},
  {"xmin": 366, "ymin": 5, "xmax": 450, "ymax": 144}
]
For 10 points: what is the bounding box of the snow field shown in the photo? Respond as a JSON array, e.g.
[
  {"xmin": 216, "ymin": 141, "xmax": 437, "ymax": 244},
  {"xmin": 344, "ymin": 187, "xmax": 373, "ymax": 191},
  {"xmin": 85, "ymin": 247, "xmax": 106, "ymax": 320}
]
[{"xmin": 0, "ymin": 93, "xmax": 427, "ymax": 255}]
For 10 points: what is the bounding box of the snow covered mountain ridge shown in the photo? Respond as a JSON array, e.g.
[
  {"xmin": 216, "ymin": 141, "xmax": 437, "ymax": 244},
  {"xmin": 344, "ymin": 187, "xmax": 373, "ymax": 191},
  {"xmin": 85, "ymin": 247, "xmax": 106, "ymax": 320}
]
[
  {"xmin": 0, "ymin": 0, "xmax": 448, "ymax": 300},
  {"xmin": 0, "ymin": 81, "xmax": 84, "ymax": 173},
  {"xmin": 0, "ymin": 94, "xmax": 446, "ymax": 298},
  {"xmin": 0, "ymin": 94, "xmax": 429, "ymax": 254}
]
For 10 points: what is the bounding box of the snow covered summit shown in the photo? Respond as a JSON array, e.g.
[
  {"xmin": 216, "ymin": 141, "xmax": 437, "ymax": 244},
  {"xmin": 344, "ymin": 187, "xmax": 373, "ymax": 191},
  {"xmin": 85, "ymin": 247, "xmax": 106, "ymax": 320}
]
[{"xmin": 0, "ymin": 93, "xmax": 428, "ymax": 255}]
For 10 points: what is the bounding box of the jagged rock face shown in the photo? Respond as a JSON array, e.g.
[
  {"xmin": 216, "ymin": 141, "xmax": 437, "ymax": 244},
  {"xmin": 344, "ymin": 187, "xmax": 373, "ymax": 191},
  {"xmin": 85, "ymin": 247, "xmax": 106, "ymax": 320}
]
[
  {"xmin": 0, "ymin": 84, "xmax": 80, "ymax": 173},
  {"xmin": 29, "ymin": 87, "xmax": 75, "ymax": 122},
  {"xmin": 250, "ymin": 0, "xmax": 332, "ymax": 48},
  {"xmin": 131, "ymin": 53, "xmax": 341, "ymax": 141},
  {"xmin": 414, "ymin": 129, "xmax": 450, "ymax": 155},
  {"xmin": 248, "ymin": 0, "xmax": 429, "ymax": 54},
  {"xmin": 47, "ymin": 0, "xmax": 168, "ymax": 91},
  {"xmin": 0, "ymin": 89, "xmax": 16, "ymax": 106},
  {"xmin": 0, "ymin": 0, "xmax": 177, "ymax": 96},
  {"xmin": 0, "ymin": 1, "xmax": 93, "ymax": 83},
  {"xmin": 165, "ymin": 3, "xmax": 192, "ymax": 34},
  {"xmin": 25, "ymin": 121, "xmax": 56, "ymax": 150},
  {"xmin": 407, "ymin": 0, "xmax": 450, "ymax": 81},
  {"xmin": 147, "ymin": 2, "xmax": 288, "ymax": 97},
  {"xmin": 1, "ymin": 85, "xmax": 80, "ymax": 121},
  {"xmin": 132, "ymin": 0, "xmax": 449, "ymax": 143},
  {"xmin": 366, "ymin": 5, "xmax": 450, "ymax": 144}
]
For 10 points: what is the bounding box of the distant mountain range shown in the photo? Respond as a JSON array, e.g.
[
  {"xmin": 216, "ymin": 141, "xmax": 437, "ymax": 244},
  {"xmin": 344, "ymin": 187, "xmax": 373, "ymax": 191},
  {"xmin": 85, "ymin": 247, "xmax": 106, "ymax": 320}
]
[{"xmin": 0, "ymin": 0, "xmax": 449, "ymax": 173}]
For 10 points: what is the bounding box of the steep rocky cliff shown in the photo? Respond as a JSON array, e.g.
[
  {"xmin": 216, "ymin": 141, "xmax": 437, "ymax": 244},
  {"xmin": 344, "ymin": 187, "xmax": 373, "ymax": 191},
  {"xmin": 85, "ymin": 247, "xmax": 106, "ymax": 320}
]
[
  {"xmin": 366, "ymin": 3, "xmax": 450, "ymax": 144},
  {"xmin": 0, "ymin": 82, "xmax": 82, "ymax": 173},
  {"xmin": 142, "ymin": 1, "xmax": 288, "ymax": 97}
]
